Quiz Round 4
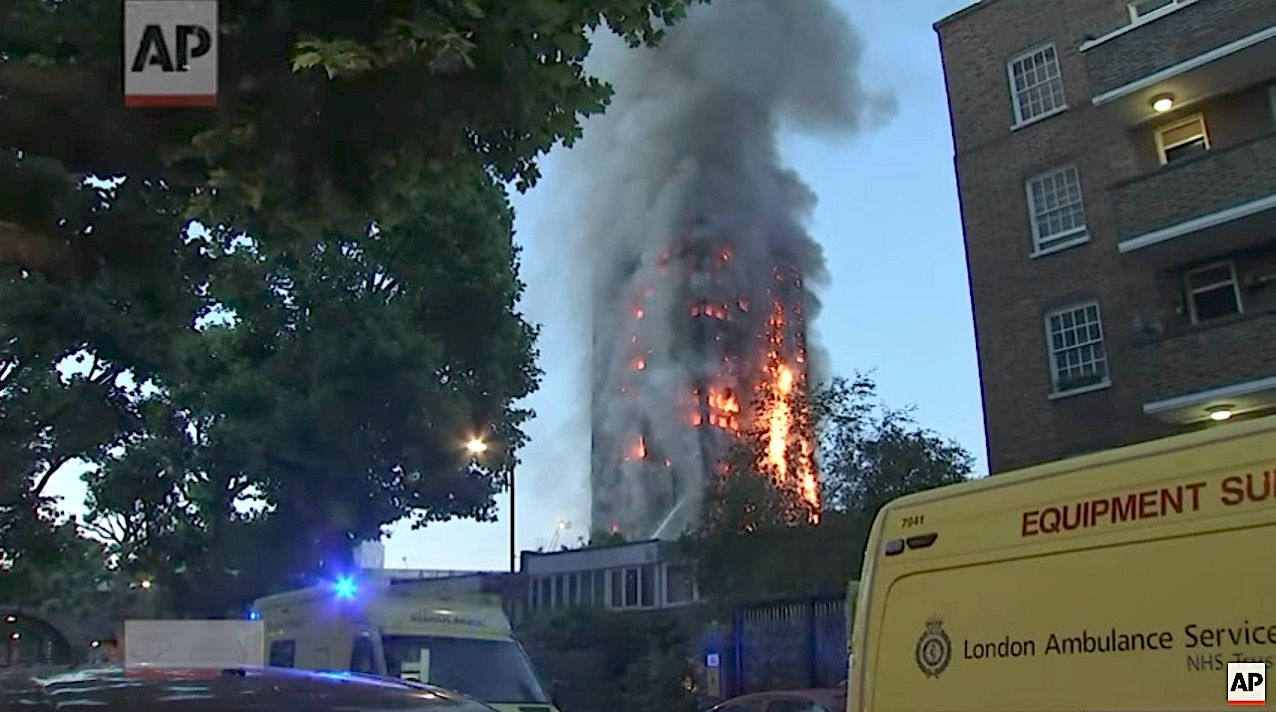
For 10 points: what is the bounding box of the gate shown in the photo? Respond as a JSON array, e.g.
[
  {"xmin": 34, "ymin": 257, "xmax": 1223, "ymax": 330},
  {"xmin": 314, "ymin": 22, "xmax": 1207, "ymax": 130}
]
[{"xmin": 724, "ymin": 596, "xmax": 848, "ymax": 697}]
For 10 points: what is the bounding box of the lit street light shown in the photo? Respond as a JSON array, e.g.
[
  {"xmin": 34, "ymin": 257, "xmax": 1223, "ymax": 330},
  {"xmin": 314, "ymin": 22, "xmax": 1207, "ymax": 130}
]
[{"xmin": 465, "ymin": 437, "xmax": 488, "ymax": 455}]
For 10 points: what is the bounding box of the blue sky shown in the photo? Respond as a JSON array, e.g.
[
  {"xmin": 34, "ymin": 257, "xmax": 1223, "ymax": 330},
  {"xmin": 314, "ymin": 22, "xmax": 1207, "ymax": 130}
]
[{"xmin": 47, "ymin": 0, "xmax": 982, "ymax": 572}]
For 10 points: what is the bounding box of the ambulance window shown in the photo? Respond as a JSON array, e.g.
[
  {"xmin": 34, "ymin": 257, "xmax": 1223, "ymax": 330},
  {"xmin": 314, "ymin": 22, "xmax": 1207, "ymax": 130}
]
[
  {"xmin": 268, "ymin": 640, "xmax": 295, "ymax": 668},
  {"xmin": 350, "ymin": 635, "xmax": 375, "ymax": 674}
]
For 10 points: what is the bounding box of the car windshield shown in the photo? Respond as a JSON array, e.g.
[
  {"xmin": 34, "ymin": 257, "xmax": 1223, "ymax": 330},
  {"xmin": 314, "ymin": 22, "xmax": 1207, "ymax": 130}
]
[{"xmin": 382, "ymin": 635, "xmax": 549, "ymax": 704}]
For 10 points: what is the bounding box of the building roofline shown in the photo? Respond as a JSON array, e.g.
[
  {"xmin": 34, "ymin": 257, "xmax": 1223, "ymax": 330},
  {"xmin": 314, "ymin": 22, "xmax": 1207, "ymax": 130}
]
[
  {"xmin": 934, "ymin": 0, "xmax": 1004, "ymax": 31},
  {"xmin": 520, "ymin": 537, "xmax": 664, "ymax": 559}
]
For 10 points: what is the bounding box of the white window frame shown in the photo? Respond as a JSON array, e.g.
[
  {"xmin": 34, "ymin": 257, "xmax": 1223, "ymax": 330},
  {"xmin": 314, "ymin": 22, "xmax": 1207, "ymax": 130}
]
[
  {"xmin": 1026, "ymin": 165, "xmax": 1089, "ymax": 257},
  {"xmin": 1127, "ymin": 0, "xmax": 1184, "ymax": 22},
  {"xmin": 1044, "ymin": 301, "xmax": 1111, "ymax": 398},
  {"xmin": 1154, "ymin": 113, "xmax": 1210, "ymax": 165},
  {"xmin": 662, "ymin": 562, "xmax": 699, "ymax": 606},
  {"xmin": 1007, "ymin": 43, "xmax": 1068, "ymax": 129},
  {"xmin": 1185, "ymin": 261, "xmax": 1243, "ymax": 324}
]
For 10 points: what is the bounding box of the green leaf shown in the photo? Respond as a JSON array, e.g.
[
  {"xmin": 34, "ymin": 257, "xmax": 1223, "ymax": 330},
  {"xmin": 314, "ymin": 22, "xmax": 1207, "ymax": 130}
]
[{"xmin": 290, "ymin": 51, "xmax": 322, "ymax": 72}]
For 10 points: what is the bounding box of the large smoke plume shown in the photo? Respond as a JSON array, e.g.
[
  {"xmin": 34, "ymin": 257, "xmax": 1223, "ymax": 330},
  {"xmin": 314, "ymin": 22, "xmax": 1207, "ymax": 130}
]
[{"xmin": 570, "ymin": 0, "xmax": 895, "ymax": 539}]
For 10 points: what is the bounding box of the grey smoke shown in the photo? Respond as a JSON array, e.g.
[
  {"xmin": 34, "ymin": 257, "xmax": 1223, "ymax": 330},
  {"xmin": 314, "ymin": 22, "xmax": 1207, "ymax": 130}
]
[{"xmin": 566, "ymin": 0, "xmax": 895, "ymax": 539}]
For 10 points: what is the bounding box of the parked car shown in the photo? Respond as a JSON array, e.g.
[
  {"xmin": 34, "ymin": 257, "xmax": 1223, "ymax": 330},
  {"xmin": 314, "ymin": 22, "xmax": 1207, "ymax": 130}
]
[
  {"xmin": 708, "ymin": 688, "xmax": 846, "ymax": 712},
  {"xmin": 0, "ymin": 664, "xmax": 499, "ymax": 712}
]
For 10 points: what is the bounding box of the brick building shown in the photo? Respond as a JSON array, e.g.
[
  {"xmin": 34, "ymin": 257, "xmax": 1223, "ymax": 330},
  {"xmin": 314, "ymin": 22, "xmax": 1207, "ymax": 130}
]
[{"xmin": 935, "ymin": 0, "xmax": 1276, "ymax": 472}]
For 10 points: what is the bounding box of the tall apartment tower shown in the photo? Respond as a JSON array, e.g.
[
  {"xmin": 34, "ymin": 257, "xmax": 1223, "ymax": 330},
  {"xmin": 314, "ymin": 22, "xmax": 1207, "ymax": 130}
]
[
  {"xmin": 589, "ymin": 230, "xmax": 814, "ymax": 540},
  {"xmin": 936, "ymin": 0, "xmax": 1276, "ymax": 473}
]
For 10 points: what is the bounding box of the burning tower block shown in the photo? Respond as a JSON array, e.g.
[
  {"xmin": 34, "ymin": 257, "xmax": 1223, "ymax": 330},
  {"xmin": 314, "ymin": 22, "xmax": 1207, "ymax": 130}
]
[{"xmin": 590, "ymin": 227, "xmax": 819, "ymax": 541}]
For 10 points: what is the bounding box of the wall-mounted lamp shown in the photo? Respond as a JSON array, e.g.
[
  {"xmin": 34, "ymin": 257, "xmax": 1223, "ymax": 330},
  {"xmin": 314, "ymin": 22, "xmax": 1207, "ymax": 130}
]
[
  {"xmin": 1151, "ymin": 94, "xmax": 1175, "ymax": 113},
  {"xmin": 1207, "ymin": 405, "xmax": 1234, "ymax": 422}
]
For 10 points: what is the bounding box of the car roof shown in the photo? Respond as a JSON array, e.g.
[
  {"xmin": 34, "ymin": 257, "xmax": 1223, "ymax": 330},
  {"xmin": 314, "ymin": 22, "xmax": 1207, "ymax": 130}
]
[
  {"xmin": 0, "ymin": 665, "xmax": 496, "ymax": 712},
  {"xmin": 711, "ymin": 688, "xmax": 847, "ymax": 708}
]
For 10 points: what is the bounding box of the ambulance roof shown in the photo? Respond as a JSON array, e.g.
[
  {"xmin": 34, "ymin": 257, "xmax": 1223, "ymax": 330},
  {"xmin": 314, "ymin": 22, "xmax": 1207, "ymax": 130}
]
[{"xmin": 254, "ymin": 584, "xmax": 512, "ymax": 638}]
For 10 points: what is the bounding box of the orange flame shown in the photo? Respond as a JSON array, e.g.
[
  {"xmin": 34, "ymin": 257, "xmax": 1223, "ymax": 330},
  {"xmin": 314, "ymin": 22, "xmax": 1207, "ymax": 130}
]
[
  {"xmin": 634, "ymin": 308, "xmax": 645, "ymax": 320},
  {"xmin": 632, "ymin": 437, "xmax": 647, "ymax": 460},
  {"xmin": 752, "ymin": 301, "xmax": 821, "ymax": 520},
  {"xmin": 633, "ymin": 358, "xmax": 646, "ymax": 371}
]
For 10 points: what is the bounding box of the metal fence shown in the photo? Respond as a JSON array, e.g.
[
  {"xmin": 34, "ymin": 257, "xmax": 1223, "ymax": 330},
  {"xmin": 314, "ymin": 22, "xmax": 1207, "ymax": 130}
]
[{"xmin": 725, "ymin": 596, "xmax": 848, "ymax": 697}]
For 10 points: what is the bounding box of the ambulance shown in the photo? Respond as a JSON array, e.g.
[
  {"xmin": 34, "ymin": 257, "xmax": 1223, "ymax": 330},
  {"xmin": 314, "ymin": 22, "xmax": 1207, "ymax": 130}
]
[
  {"xmin": 253, "ymin": 580, "xmax": 559, "ymax": 712},
  {"xmin": 849, "ymin": 413, "xmax": 1276, "ymax": 712}
]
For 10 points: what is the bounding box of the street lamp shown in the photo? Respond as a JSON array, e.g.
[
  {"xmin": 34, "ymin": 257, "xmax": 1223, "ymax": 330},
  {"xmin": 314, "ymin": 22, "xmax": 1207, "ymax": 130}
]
[{"xmin": 464, "ymin": 433, "xmax": 515, "ymax": 573}]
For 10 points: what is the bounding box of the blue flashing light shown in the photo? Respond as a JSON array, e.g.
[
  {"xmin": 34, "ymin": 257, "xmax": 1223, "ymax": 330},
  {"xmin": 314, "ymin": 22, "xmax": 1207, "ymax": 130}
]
[
  {"xmin": 333, "ymin": 575, "xmax": 358, "ymax": 600},
  {"xmin": 248, "ymin": 609, "xmax": 261, "ymax": 621}
]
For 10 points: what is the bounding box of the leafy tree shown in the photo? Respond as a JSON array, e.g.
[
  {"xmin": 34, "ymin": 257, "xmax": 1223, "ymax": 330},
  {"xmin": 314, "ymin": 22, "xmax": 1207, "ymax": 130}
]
[
  {"xmin": 814, "ymin": 376, "xmax": 973, "ymax": 519},
  {"xmin": 584, "ymin": 528, "xmax": 628, "ymax": 548},
  {"xmin": 690, "ymin": 375, "xmax": 973, "ymax": 612},
  {"xmin": 0, "ymin": 0, "xmax": 703, "ymax": 616}
]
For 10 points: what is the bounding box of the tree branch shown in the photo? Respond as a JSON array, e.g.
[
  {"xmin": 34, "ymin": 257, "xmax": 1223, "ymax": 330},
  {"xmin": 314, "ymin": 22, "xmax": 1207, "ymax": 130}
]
[{"xmin": 31, "ymin": 455, "xmax": 75, "ymax": 499}]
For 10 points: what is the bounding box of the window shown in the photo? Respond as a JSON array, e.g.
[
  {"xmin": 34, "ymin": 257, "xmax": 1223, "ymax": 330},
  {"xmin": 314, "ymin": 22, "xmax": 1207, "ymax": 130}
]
[
  {"xmin": 567, "ymin": 573, "xmax": 579, "ymax": 605},
  {"xmin": 1155, "ymin": 114, "xmax": 1209, "ymax": 164},
  {"xmin": 593, "ymin": 570, "xmax": 607, "ymax": 607},
  {"xmin": 609, "ymin": 569, "xmax": 623, "ymax": 608},
  {"xmin": 382, "ymin": 635, "xmax": 550, "ymax": 705},
  {"xmin": 268, "ymin": 640, "xmax": 295, "ymax": 668},
  {"xmin": 553, "ymin": 575, "xmax": 565, "ymax": 608},
  {"xmin": 350, "ymin": 635, "xmax": 376, "ymax": 674},
  {"xmin": 640, "ymin": 564, "xmax": 656, "ymax": 607},
  {"xmin": 1046, "ymin": 302, "xmax": 1109, "ymax": 394},
  {"xmin": 666, "ymin": 564, "xmax": 696, "ymax": 604},
  {"xmin": 1186, "ymin": 262, "xmax": 1242, "ymax": 323},
  {"xmin": 624, "ymin": 567, "xmax": 640, "ymax": 607},
  {"xmin": 528, "ymin": 577, "xmax": 540, "ymax": 610},
  {"xmin": 539, "ymin": 577, "xmax": 551, "ymax": 610},
  {"xmin": 1008, "ymin": 44, "xmax": 1066, "ymax": 126},
  {"xmin": 1128, "ymin": 0, "xmax": 1181, "ymax": 19},
  {"xmin": 580, "ymin": 570, "xmax": 593, "ymax": 606},
  {"xmin": 1026, "ymin": 165, "xmax": 1087, "ymax": 254}
]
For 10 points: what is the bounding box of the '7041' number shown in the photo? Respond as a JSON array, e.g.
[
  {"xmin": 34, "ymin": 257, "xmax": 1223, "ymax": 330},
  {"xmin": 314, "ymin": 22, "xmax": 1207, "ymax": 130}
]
[{"xmin": 901, "ymin": 515, "xmax": 925, "ymax": 529}]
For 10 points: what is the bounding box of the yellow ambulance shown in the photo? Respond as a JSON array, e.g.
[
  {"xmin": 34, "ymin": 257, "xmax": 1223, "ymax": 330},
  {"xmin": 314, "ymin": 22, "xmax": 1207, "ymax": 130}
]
[
  {"xmin": 254, "ymin": 581, "xmax": 559, "ymax": 712},
  {"xmin": 849, "ymin": 413, "xmax": 1276, "ymax": 712}
]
